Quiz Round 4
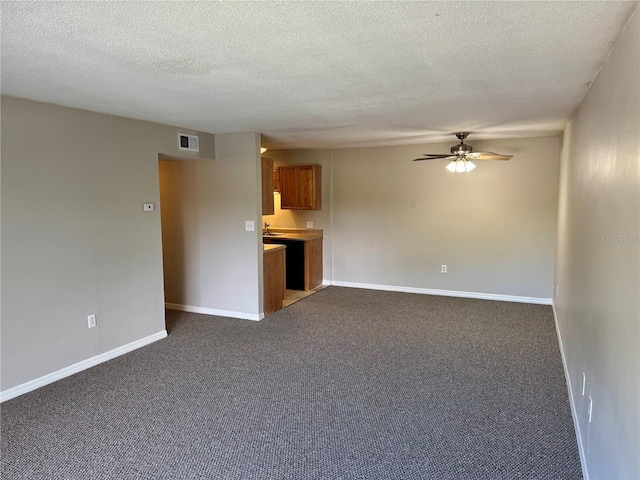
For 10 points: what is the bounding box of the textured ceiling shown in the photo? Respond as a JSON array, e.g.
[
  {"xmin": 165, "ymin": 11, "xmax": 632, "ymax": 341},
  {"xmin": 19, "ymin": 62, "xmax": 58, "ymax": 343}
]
[{"xmin": 1, "ymin": 1, "xmax": 637, "ymax": 149}]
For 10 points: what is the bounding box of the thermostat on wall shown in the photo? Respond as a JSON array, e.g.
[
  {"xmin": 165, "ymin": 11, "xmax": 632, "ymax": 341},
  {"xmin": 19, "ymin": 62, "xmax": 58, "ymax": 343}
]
[{"xmin": 178, "ymin": 132, "xmax": 199, "ymax": 152}]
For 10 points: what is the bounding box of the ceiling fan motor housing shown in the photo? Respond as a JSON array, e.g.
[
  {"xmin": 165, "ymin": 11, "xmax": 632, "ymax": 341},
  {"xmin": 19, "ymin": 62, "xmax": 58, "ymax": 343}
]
[{"xmin": 451, "ymin": 143, "xmax": 473, "ymax": 155}]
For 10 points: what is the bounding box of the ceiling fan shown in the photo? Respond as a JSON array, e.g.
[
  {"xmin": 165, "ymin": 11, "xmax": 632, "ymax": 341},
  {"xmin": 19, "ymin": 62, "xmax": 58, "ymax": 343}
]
[{"xmin": 413, "ymin": 132, "xmax": 513, "ymax": 172}]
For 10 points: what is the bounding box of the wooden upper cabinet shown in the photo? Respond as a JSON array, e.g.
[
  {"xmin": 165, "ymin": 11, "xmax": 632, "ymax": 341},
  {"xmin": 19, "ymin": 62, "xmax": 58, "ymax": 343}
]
[
  {"xmin": 279, "ymin": 166, "xmax": 298, "ymax": 209},
  {"xmin": 273, "ymin": 168, "xmax": 280, "ymax": 192},
  {"xmin": 278, "ymin": 165, "xmax": 322, "ymax": 210},
  {"xmin": 261, "ymin": 157, "xmax": 274, "ymax": 215}
]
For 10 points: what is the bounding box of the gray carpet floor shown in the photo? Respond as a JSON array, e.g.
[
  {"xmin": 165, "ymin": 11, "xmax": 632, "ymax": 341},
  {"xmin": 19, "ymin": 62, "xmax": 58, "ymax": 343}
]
[{"xmin": 1, "ymin": 287, "xmax": 582, "ymax": 479}]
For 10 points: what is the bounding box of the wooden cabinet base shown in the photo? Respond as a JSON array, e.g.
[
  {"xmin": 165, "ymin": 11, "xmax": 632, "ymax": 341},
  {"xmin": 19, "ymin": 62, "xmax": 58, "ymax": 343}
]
[
  {"xmin": 305, "ymin": 238, "xmax": 323, "ymax": 291},
  {"xmin": 263, "ymin": 247, "xmax": 285, "ymax": 316},
  {"xmin": 264, "ymin": 236, "xmax": 323, "ymax": 292}
]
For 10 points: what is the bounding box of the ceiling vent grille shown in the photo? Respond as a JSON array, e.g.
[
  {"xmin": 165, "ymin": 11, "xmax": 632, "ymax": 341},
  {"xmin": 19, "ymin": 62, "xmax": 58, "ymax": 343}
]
[{"xmin": 178, "ymin": 133, "xmax": 199, "ymax": 152}]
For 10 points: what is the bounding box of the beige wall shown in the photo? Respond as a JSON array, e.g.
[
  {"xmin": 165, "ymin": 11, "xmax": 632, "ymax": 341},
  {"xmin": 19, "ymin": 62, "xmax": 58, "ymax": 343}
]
[
  {"xmin": 160, "ymin": 132, "xmax": 264, "ymax": 318},
  {"xmin": 262, "ymin": 149, "xmax": 333, "ymax": 281},
  {"xmin": 555, "ymin": 7, "xmax": 639, "ymax": 479},
  {"xmin": 330, "ymin": 137, "xmax": 560, "ymax": 299},
  {"xmin": 0, "ymin": 96, "xmax": 219, "ymax": 391}
]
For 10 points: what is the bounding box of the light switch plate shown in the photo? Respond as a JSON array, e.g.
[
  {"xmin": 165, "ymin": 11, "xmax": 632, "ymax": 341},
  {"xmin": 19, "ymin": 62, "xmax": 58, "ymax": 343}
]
[
  {"xmin": 143, "ymin": 203, "xmax": 155, "ymax": 212},
  {"xmin": 245, "ymin": 221, "xmax": 255, "ymax": 232}
]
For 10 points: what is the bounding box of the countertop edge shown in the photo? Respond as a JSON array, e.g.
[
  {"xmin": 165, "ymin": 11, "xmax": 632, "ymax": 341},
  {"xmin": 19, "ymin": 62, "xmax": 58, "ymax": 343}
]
[
  {"xmin": 262, "ymin": 228, "xmax": 323, "ymax": 241},
  {"xmin": 264, "ymin": 244, "xmax": 286, "ymax": 252}
]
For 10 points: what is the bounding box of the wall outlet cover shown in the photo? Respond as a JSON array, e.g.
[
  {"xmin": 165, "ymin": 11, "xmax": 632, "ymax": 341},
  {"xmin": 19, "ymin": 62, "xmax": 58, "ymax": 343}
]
[
  {"xmin": 245, "ymin": 221, "xmax": 255, "ymax": 232},
  {"xmin": 306, "ymin": 222, "xmax": 313, "ymax": 228}
]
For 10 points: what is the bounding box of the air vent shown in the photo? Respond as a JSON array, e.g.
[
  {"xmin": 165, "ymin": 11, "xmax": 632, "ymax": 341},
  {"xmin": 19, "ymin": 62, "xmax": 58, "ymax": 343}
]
[{"xmin": 178, "ymin": 133, "xmax": 199, "ymax": 152}]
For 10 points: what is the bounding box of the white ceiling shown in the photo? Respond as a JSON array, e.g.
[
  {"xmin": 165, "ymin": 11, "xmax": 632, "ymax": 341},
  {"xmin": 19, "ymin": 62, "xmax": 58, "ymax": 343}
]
[{"xmin": 1, "ymin": 1, "xmax": 637, "ymax": 149}]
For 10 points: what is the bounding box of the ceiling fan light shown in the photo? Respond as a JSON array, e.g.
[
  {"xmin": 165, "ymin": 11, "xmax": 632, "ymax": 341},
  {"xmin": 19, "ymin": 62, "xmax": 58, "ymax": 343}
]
[{"xmin": 446, "ymin": 158, "xmax": 476, "ymax": 173}]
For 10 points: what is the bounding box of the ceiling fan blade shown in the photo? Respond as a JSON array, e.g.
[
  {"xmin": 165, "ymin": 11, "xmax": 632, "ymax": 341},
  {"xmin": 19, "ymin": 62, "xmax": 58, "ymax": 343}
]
[
  {"xmin": 469, "ymin": 151, "xmax": 513, "ymax": 161},
  {"xmin": 413, "ymin": 156, "xmax": 457, "ymax": 162},
  {"xmin": 420, "ymin": 154, "xmax": 453, "ymax": 158},
  {"xmin": 469, "ymin": 151, "xmax": 500, "ymax": 156},
  {"xmin": 476, "ymin": 154, "xmax": 513, "ymax": 161}
]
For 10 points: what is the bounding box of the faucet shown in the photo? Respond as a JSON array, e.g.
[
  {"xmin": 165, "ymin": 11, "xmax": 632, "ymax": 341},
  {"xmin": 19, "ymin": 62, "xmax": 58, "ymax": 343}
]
[{"xmin": 264, "ymin": 222, "xmax": 270, "ymax": 235}]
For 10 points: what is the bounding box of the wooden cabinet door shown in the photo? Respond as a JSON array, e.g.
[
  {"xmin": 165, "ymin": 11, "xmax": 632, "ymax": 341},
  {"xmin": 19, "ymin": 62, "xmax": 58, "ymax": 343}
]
[
  {"xmin": 261, "ymin": 157, "xmax": 274, "ymax": 215},
  {"xmin": 297, "ymin": 166, "xmax": 316, "ymax": 210},
  {"xmin": 279, "ymin": 166, "xmax": 298, "ymax": 209}
]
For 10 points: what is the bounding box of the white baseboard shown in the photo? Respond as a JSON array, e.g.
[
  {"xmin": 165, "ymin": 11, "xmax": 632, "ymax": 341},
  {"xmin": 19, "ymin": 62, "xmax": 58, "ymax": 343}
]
[
  {"xmin": 552, "ymin": 302, "xmax": 589, "ymax": 480},
  {"xmin": 165, "ymin": 303, "xmax": 263, "ymax": 321},
  {"xmin": 0, "ymin": 330, "xmax": 167, "ymax": 403},
  {"xmin": 330, "ymin": 280, "xmax": 552, "ymax": 305}
]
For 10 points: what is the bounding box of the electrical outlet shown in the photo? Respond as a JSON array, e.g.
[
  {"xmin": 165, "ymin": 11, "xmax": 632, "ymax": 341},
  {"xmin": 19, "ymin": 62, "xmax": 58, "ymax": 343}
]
[
  {"xmin": 306, "ymin": 221, "xmax": 313, "ymax": 228},
  {"xmin": 441, "ymin": 265, "xmax": 447, "ymax": 274},
  {"xmin": 588, "ymin": 396, "xmax": 593, "ymax": 422},
  {"xmin": 245, "ymin": 221, "xmax": 255, "ymax": 232},
  {"xmin": 87, "ymin": 314, "xmax": 96, "ymax": 329},
  {"xmin": 581, "ymin": 372, "xmax": 586, "ymax": 396},
  {"xmin": 411, "ymin": 200, "xmax": 417, "ymax": 208}
]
